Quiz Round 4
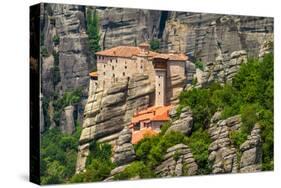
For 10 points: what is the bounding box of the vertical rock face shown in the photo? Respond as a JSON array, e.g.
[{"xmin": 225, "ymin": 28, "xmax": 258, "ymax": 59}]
[
  {"xmin": 96, "ymin": 8, "xmax": 162, "ymax": 49},
  {"xmin": 165, "ymin": 107, "xmax": 193, "ymax": 136},
  {"xmin": 113, "ymin": 127, "xmax": 136, "ymax": 166},
  {"xmin": 240, "ymin": 124, "xmax": 262, "ymax": 173},
  {"xmin": 41, "ymin": 4, "xmax": 92, "ymax": 132},
  {"xmin": 155, "ymin": 143, "xmax": 198, "ymax": 177},
  {"xmin": 76, "ymin": 74, "xmax": 155, "ymax": 172},
  {"xmin": 60, "ymin": 105, "xmax": 75, "ymax": 134},
  {"xmin": 208, "ymin": 114, "xmax": 241, "ymax": 174}
]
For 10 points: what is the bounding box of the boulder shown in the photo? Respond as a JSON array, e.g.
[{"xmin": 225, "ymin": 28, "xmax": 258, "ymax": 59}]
[{"xmin": 165, "ymin": 107, "xmax": 193, "ymax": 135}]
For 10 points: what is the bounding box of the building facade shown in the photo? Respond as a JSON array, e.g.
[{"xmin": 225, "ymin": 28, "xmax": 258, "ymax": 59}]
[{"xmin": 92, "ymin": 43, "xmax": 188, "ymax": 106}]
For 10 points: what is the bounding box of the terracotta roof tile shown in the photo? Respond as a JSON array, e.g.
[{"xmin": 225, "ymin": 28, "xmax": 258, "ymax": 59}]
[
  {"xmin": 95, "ymin": 45, "xmax": 187, "ymax": 61},
  {"xmin": 131, "ymin": 105, "xmax": 172, "ymax": 123},
  {"xmin": 131, "ymin": 127, "xmax": 158, "ymax": 144}
]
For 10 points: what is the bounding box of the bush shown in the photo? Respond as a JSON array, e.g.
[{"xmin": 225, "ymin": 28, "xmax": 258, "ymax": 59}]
[
  {"xmin": 114, "ymin": 161, "xmax": 154, "ymax": 180},
  {"xmin": 149, "ymin": 39, "xmax": 160, "ymax": 51},
  {"xmin": 229, "ymin": 130, "xmax": 248, "ymax": 149},
  {"xmin": 53, "ymin": 35, "xmax": 60, "ymax": 45},
  {"xmin": 194, "ymin": 60, "xmax": 204, "ymax": 70},
  {"xmin": 184, "ymin": 129, "xmax": 212, "ymax": 174},
  {"xmin": 41, "ymin": 46, "xmax": 49, "ymax": 57},
  {"xmin": 70, "ymin": 142, "xmax": 115, "ymax": 183}
]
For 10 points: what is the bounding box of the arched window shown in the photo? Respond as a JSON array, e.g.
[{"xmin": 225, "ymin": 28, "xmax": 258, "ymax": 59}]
[
  {"xmin": 123, "ymin": 72, "xmax": 125, "ymax": 76},
  {"xmin": 112, "ymin": 66, "xmax": 114, "ymax": 70}
]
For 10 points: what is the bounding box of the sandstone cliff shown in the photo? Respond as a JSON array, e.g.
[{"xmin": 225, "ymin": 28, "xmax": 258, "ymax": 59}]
[{"xmin": 76, "ymin": 74, "xmax": 154, "ymax": 172}]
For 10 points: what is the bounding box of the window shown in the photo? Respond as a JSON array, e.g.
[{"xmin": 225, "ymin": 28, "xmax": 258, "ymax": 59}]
[
  {"xmin": 158, "ymin": 83, "xmax": 160, "ymax": 87},
  {"xmin": 113, "ymin": 73, "xmax": 115, "ymax": 77},
  {"xmin": 140, "ymin": 65, "xmax": 143, "ymax": 69},
  {"xmin": 159, "ymin": 75, "xmax": 160, "ymax": 78},
  {"xmin": 116, "ymin": 59, "xmax": 117, "ymax": 63},
  {"xmin": 123, "ymin": 72, "xmax": 125, "ymax": 76},
  {"xmin": 125, "ymin": 66, "xmax": 127, "ymax": 69},
  {"xmin": 104, "ymin": 64, "xmax": 106, "ymax": 68},
  {"xmin": 112, "ymin": 66, "xmax": 114, "ymax": 70},
  {"xmin": 110, "ymin": 59, "xmax": 112, "ymax": 63},
  {"xmin": 103, "ymin": 72, "xmax": 105, "ymax": 75},
  {"xmin": 134, "ymin": 123, "xmax": 141, "ymax": 131},
  {"xmin": 159, "ymin": 92, "xmax": 160, "ymax": 95}
]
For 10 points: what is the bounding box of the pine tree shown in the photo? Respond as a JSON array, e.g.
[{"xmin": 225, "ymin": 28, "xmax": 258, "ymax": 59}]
[{"xmin": 86, "ymin": 9, "xmax": 101, "ymax": 56}]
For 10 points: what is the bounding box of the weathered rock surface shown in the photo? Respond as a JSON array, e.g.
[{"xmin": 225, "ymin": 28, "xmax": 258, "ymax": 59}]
[
  {"xmin": 155, "ymin": 143, "xmax": 198, "ymax": 177},
  {"xmin": 96, "ymin": 7, "xmax": 161, "ymax": 49},
  {"xmin": 208, "ymin": 114, "xmax": 241, "ymax": 174},
  {"xmin": 208, "ymin": 113, "xmax": 263, "ymax": 174},
  {"xmin": 76, "ymin": 74, "xmax": 154, "ymax": 172},
  {"xmin": 113, "ymin": 127, "xmax": 136, "ymax": 166},
  {"xmin": 41, "ymin": 4, "xmax": 92, "ymax": 132},
  {"xmin": 166, "ymin": 107, "xmax": 193, "ymax": 136},
  {"xmin": 60, "ymin": 105, "xmax": 75, "ymax": 134},
  {"xmin": 240, "ymin": 124, "xmax": 262, "ymax": 173}
]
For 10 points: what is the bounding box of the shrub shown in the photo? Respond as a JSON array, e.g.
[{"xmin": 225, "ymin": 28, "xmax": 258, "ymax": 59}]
[
  {"xmin": 114, "ymin": 161, "xmax": 154, "ymax": 180},
  {"xmin": 194, "ymin": 60, "xmax": 204, "ymax": 70},
  {"xmin": 53, "ymin": 35, "xmax": 60, "ymax": 45},
  {"xmin": 229, "ymin": 130, "xmax": 248, "ymax": 149},
  {"xmin": 41, "ymin": 46, "xmax": 49, "ymax": 57},
  {"xmin": 149, "ymin": 39, "xmax": 160, "ymax": 51}
]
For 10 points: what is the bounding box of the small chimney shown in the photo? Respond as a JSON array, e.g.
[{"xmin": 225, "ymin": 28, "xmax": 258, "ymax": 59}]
[{"xmin": 139, "ymin": 42, "xmax": 150, "ymax": 53}]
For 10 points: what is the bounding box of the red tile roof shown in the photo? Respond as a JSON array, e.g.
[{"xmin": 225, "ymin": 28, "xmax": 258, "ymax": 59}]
[
  {"xmin": 131, "ymin": 105, "xmax": 172, "ymax": 124},
  {"xmin": 95, "ymin": 45, "xmax": 188, "ymax": 61},
  {"xmin": 131, "ymin": 127, "xmax": 158, "ymax": 144}
]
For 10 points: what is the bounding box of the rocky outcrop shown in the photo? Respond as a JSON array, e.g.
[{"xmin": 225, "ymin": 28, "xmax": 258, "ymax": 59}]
[
  {"xmin": 113, "ymin": 127, "xmax": 136, "ymax": 166},
  {"xmin": 155, "ymin": 144, "xmax": 198, "ymax": 177},
  {"xmin": 76, "ymin": 74, "xmax": 154, "ymax": 172},
  {"xmin": 193, "ymin": 49, "xmax": 247, "ymax": 87},
  {"xmin": 165, "ymin": 107, "xmax": 193, "ymax": 136},
  {"xmin": 208, "ymin": 113, "xmax": 241, "ymax": 174},
  {"xmin": 240, "ymin": 124, "xmax": 262, "ymax": 173},
  {"xmin": 208, "ymin": 113, "xmax": 263, "ymax": 174},
  {"xmin": 60, "ymin": 105, "xmax": 75, "ymax": 134},
  {"xmin": 104, "ymin": 127, "xmax": 136, "ymax": 181}
]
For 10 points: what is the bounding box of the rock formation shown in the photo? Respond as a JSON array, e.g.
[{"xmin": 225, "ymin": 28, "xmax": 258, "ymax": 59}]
[
  {"xmin": 208, "ymin": 112, "xmax": 262, "ymax": 174},
  {"xmin": 208, "ymin": 114, "xmax": 241, "ymax": 174},
  {"xmin": 76, "ymin": 74, "xmax": 154, "ymax": 172},
  {"xmin": 40, "ymin": 4, "xmax": 92, "ymax": 132},
  {"xmin": 240, "ymin": 124, "xmax": 262, "ymax": 173},
  {"xmin": 96, "ymin": 7, "xmax": 162, "ymax": 49},
  {"xmin": 113, "ymin": 127, "xmax": 136, "ymax": 166},
  {"xmin": 60, "ymin": 105, "xmax": 75, "ymax": 134},
  {"xmin": 165, "ymin": 106, "xmax": 193, "ymax": 136},
  {"xmin": 155, "ymin": 143, "xmax": 198, "ymax": 177},
  {"xmin": 104, "ymin": 127, "xmax": 136, "ymax": 181}
]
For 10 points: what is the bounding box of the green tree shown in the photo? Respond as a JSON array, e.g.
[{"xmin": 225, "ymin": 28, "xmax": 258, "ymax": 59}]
[
  {"xmin": 86, "ymin": 8, "xmax": 101, "ymax": 56},
  {"xmin": 149, "ymin": 39, "xmax": 160, "ymax": 51}
]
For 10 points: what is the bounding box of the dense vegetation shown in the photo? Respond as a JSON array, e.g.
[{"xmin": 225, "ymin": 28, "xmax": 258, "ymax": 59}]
[
  {"xmin": 70, "ymin": 142, "xmax": 115, "ymax": 183},
  {"xmin": 40, "ymin": 126, "xmax": 81, "ymax": 184}
]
